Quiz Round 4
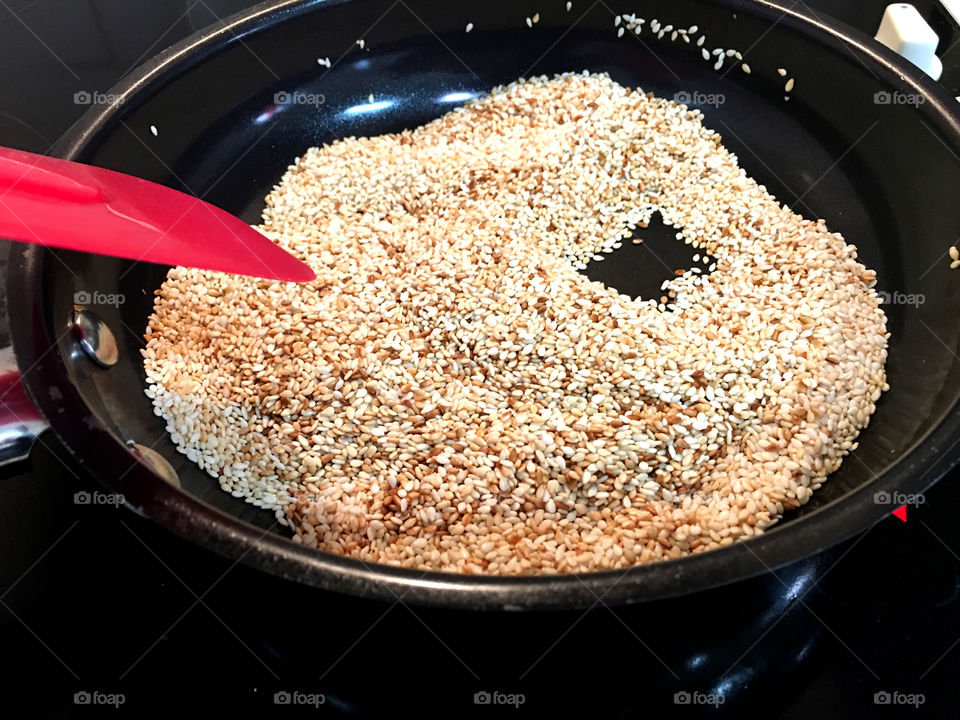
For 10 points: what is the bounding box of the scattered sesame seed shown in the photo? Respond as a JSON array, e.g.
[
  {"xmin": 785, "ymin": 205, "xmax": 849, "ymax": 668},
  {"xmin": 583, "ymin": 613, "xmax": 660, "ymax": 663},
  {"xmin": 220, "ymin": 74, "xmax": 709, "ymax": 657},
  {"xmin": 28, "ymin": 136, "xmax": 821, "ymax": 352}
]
[
  {"xmin": 533, "ymin": 12, "xmax": 540, "ymax": 23},
  {"xmin": 566, "ymin": 2, "xmax": 572, "ymax": 11},
  {"xmin": 950, "ymin": 245, "xmax": 959, "ymax": 261},
  {"xmin": 149, "ymin": 125, "xmax": 158, "ymax": 137},
  {"xmin": 778, "ymin": 67, "xmax": 787, "ymax": 76},
  {"xmin": 465, "ymin": 22, "xmax": 473, "ymax": 33},
  {"xmin": 697, "ymin": 35, "xmax": 706, "ymax": 47},
  {"xmin": 785, "ymin": 77, "xmax": 795, "ymax": 92},
  {"xmin": 526, "ymin": 16, "xmax": 532, "ymax": 27},
  {"xmin": 741, "ymin": 63, "xmax": 751, "ymax": 74},
  {"xmin": 357, "ymin": 39, "xmax": 365, "ymax": 49}
]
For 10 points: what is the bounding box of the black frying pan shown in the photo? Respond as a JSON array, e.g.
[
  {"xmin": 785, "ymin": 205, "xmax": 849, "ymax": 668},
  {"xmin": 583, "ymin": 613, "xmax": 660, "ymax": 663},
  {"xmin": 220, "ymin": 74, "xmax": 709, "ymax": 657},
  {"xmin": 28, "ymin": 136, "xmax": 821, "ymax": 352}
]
[{"xmin": 4, "ymin": 0, "xmax": 960, "ymax": 609}]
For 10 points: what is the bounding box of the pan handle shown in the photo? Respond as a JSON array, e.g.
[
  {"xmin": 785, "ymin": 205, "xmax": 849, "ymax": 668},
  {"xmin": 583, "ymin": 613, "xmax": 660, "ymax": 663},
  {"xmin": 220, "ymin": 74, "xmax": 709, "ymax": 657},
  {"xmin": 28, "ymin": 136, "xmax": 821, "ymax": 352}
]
[
  {"xmin": 0, "ymin": 238, "xmax": 49, "ymax": 468},
  {"xmin": 0, "ymin": 351, "xmax": 49, "ymax": 467}
]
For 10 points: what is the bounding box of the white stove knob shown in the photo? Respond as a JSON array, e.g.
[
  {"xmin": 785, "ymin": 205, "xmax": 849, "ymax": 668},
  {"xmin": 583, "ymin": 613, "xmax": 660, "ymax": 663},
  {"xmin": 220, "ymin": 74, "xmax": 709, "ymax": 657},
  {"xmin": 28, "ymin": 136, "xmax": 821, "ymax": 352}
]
[{"xmin": 875, "ymin": 3, "xmax": 943, "ymax": 80}]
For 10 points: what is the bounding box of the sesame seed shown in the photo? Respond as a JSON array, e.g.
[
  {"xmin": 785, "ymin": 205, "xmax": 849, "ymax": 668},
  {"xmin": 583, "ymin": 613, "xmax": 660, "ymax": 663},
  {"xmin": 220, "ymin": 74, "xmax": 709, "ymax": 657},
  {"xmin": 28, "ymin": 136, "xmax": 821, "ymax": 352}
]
[
  {"xmin": 149, "ymin": 125, "xmax": 158, "ymax": 137},
  {"xmin": 785, "ymin": 77, "xmax": 795, "ymax": 92},
  {"xmin": 778, "ymin": 67, "xmax": 787, "ymax": 76},
  {"xmin": 465, "ymin": 22, "xmax": 473, "ymax": 33},
  {"xmin": 144, "ymin": 73, "xmax": 888, "ymax": 575}
]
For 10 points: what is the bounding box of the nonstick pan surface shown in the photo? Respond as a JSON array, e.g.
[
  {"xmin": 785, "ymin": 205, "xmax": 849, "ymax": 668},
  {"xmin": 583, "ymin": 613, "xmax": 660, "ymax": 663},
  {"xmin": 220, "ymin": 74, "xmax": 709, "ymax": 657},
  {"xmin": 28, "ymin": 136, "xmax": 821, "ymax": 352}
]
[{"xmin": 8, "ymin": 0, "xmax": 960, "ymax": 608}]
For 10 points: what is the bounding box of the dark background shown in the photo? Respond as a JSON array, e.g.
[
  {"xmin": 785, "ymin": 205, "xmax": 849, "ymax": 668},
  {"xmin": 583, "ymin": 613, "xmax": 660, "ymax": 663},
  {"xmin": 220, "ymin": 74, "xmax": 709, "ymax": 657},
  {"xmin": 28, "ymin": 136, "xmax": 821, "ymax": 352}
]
[{"xmin": 1, "ymin": 1, "xmax": 959, "ymax": 717}]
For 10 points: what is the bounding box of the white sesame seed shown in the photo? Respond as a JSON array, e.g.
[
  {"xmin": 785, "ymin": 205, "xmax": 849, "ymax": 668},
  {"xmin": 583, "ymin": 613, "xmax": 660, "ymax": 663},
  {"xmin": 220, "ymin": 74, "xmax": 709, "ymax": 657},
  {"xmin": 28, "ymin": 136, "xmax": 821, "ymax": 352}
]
[{"xmin": 144, "ymin": 72, "xmax": 888, "ymax": 575}]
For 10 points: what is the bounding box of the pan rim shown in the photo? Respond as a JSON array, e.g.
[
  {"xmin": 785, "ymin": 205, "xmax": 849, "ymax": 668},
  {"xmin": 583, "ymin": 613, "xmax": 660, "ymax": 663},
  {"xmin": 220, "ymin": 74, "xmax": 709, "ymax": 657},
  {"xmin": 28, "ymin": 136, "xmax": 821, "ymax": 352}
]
[{"xmin": 11, "ymin": 0, "xmax": 960, "ymax": 609}]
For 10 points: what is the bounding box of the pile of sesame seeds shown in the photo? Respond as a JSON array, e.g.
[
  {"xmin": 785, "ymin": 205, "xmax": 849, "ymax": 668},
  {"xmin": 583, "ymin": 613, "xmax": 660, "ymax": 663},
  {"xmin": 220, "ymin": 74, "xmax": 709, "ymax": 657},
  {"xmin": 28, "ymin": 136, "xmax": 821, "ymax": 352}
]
[{"xmin": 142, "ymin": 72, "xmax": 888, "ymax": 575}]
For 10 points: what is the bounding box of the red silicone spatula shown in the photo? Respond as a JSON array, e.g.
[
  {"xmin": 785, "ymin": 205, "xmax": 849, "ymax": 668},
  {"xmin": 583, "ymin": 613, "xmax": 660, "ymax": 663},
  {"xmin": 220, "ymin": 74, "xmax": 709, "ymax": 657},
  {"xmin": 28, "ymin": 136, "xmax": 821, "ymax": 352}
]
[{"xmin": 0, "ymin": 146, "xmax": 315, "ymax": 282}]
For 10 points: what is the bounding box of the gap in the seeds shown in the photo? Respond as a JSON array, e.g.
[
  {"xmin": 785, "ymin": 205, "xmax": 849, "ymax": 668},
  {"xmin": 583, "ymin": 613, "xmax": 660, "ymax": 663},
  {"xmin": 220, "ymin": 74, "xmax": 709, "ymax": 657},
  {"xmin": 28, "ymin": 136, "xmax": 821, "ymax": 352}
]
[{"xmin": 580, "ymin": 211, "xmax": 715, "ymax": 308}]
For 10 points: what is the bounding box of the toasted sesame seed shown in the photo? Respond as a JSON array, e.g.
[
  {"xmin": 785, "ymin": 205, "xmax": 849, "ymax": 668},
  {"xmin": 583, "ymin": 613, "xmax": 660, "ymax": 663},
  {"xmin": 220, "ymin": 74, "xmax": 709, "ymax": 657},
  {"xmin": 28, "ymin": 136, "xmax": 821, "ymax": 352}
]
[
  {"xmin": 144, "ymin": 73, "xmax": 888, "ymax": 575},
  {"xmin": 950, "ymin": 245, "xmax": 959, "ymax": 261},
  {"xmin": 785, "ymin": 77, "xmax": 795, "ymax": 92}
]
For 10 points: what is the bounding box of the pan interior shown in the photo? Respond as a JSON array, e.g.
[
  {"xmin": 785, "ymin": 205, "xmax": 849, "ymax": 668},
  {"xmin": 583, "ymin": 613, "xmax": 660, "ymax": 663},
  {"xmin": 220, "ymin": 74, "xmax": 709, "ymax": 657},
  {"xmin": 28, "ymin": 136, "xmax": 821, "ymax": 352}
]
[{"xmin": 53, "ymin": 0, "xmax": 960, "ymax": 539}]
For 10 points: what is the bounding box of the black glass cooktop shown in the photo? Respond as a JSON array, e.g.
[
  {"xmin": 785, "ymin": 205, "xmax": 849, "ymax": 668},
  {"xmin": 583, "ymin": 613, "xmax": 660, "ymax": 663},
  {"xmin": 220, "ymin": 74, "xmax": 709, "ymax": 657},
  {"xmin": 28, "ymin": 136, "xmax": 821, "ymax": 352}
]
[{"xmin": 1, "ymin": 1, "xmax": 958, "ymax": 717}]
